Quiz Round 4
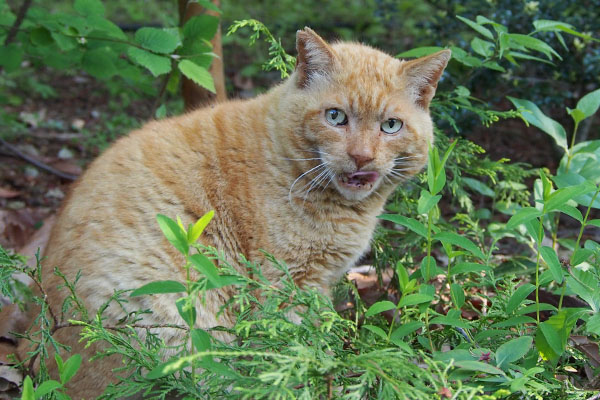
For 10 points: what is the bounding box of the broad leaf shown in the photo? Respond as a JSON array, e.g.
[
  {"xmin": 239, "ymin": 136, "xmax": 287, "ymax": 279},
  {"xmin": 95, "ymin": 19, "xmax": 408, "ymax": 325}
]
[
  {"xmin": 378, "ymin": 214, "xmax": 427, "ymax": 238},
  {"xmin": 176, "ymin": 297, "xmax": 196, "ymax": 327},
  {"xmin": 188, "ymin": 210, "xmax": 214, "ymax": 243},
  {"xmin": 575, "ymin": 88, "xmax": 600, "ymax": 121},
  {"xmin": 462, "ymin": 177, "xmax": 495, "ymax": 197},
  {"xmin": 544, "ymin": 182, "xmax": 596, "ymax": 212},
  {"xmin": 506, "ymin": 283, "xmax": 535, "ymax": 314},
  {"xmin": 506, "ymin": 207, "xmax": 542, "ymax": 229},
  {"xmin": 189, "ymin": 253, "xmax": 221, "ymax": 287},
  {"xmin": 457, "ymin": 15, "xmax": 494, "ymax": 40},
  {"xmin": 60, "ymin": 354, "xmax": 82, "ymax": 384},
  {"xmin": 156, "ymin": 214, "xmax": 188, "ymax": 255},
  {"xmin": 571, "ymin": 248, "xmax": 593, "ymax": 266},
  {"xmin": 507, "ymin": 97, "xmax": 568, "ymax": 152},
  {"xmin": 74, "ymin": 0, "xmax": 105, "ymax": 17},
  {"xmin": 455, "ymin": 360, "xmax": 504, "ymax": 375},
  {"xmin": 130, "ymin": 280, "xmax": 186, "ymax": 297},
  {"xmin": 82, "ymin": 47, "xmax": 117, "ymax": 79},
  {"xmin": 491, "ymin": 316, "xmax": 536, "ymax": 328},
  {"xmin": 135, "ymin": 27, "xmax": 180, "ymax": 54},
  {"xmin": 128, "ymin": 47, "xmax": 171, "ymax": 77},
  {"xmin": 391, "ymin": 321, "xmax": 423, "ymax": 341},
  {"xmin": 398, "ymin": 293, "xmax": 433, "ymax": 308},
  {"xmin": 397, "ymin": 46, "xmax": 445, "ymax": 58},
  {"xmin": 539, "ymin": 246, "xmax": 563, "ymax": 284},
  {"xmin": 434, "ymin": 231, "xmax": 485, "ymax": 260},
  {"xmin": 417, "ymin": 190, "xmax": 441, "ymax": 215},
  {"xmin": 495, "ymin": 336, "xmax": 533, "ymax": 369},
  {"xmin": 429, "ymin": 315, "xmax": 470, "ymax": 330},
  {"xmin": 21, "ymin": 376, "xmax": 34, "ymax": 400},
  {"xmin": 450, "ymin": 283, "xmax": 465, "ymax": 309},
  {"xmin": 191, "ymin": 328, "xmax": 211, "ymax": 352},
  {"xmin": 178, "ymin": 60, "xmax": 215, "ymax": 93},
  {"xmin": 365, "ymin": 300, "xmax": 396, "ymax": 317},
  {"xmin": 450, "ymin": 262, "xmax": 492, "ymax": 276},
  {"xmin": 34, "ymin": 380, "xmax": 62, "ymax": 398},
  {"xmin": 362, "ymin": 324, "xmax": 387, "ymax": 340}
]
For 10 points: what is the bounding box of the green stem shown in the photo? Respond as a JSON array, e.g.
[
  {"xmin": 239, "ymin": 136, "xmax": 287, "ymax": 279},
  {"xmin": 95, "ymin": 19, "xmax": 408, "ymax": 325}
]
[
  {"xmin": 535, "ymin": 215, "xmax": 544, "ymax": 324},
  {"xmin": 565, "ymin": 120, "xmax": 580, "ymax": 172},
  {"xmin": 424, "ymin": 309, "xmax": 435, "ymax": 352}
]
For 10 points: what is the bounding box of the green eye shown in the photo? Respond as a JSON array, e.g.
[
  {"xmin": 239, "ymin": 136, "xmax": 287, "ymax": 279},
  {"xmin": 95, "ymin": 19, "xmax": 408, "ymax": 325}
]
[
  {"xmin": 381, "ymin": 119, "xmax": 403, "ymax": 134},
  {"xmin": 325, "ymin": 108, "xmax": 348, "ymax": 126}
]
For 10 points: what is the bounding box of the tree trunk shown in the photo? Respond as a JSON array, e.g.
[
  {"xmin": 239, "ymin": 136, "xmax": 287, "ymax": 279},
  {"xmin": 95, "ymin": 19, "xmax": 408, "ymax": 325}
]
[{"xmin": 178, "ymin": 0, "xmax": 226, "ymax": 111}]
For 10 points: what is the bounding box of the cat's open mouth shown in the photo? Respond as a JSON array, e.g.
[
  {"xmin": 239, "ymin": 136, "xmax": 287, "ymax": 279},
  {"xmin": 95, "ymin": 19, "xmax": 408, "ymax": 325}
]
[{"xmin": 338, "ymin": 171, "xmax": 380, "ymax": 190}]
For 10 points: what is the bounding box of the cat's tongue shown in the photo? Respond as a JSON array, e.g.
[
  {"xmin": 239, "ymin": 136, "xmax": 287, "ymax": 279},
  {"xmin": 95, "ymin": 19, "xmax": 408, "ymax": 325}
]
[{"xmin": 344, "ymin": 171, "xmax": 380, "ymax": 186}]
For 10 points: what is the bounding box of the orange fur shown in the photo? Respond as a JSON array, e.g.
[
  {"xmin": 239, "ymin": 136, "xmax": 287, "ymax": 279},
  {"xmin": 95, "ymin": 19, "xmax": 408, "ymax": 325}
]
[{"xmin": 18, "ymin": 28, "xmax": 450, "ymax": 397}]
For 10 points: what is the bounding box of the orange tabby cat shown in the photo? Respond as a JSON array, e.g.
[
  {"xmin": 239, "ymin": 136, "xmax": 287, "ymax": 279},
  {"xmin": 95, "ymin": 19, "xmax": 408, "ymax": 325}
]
[{"xmin": 18, "ymin": 28, "xmax": 449, "ymax": 397}]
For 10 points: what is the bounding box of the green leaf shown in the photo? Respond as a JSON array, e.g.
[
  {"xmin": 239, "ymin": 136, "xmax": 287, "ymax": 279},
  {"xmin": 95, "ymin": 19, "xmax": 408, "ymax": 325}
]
[
  {"xmin": 455, "ymin": 360, "xmax": 504, "ymax": 375},
  {"xmin": 397, "ymin": 46, "xmax": 445, "ymax": 58},
  {"xmin": 587, "ymin": 219, "xmax": 600, "ymax": 228},
  {"xmin": 462, "ymin": 177, "xmax": 495, "ymax": 197},
  {"xmin": 506, "ymin": 207, "xmax": 542, "ymax": 229},
  {"xmin": 130, "ymin": 280, "xmax": 186, "ymax": 297},
  {"xmin": 434, "ymin": 232, "xmax": 485, "ymax": 260},
  {"xmin": 365, "ymin": 300, "xmax": 396, "ymax": 317},
  {"xmin": 391, "ymin": 321, "xmax": 423, "ymax": 341},
  {"xmin": 34, "ymin": 380, "xmax": 62, "ymax": 398},
  {"xmin": 176, "ymin": 297, "xmax": 196, "ymax": 327},
  {"xmin": 194, "ymin": 0, "xmax": 222, "ymax": 13},
  {"xmin": 554, "ymin": 204, "xmax": 583, "ymax": 222},
  {"xmin": 537, "ymin": 322, "xmax": 563, "ymax": 357},
  {"xmin": 420, "ymin": 256, "xmax": 437, "ymax": 281},
  {"xmin": 586, "ymin": 313, "xmax": 600, "ymax": 336},
  {"xmin": 398, "ymin": 293, "xmax": 433, "ymax": 308},
  {"xmin": 540, "ymin": 246, "xmax": 563, "ymax": 284},
  {"xmin": 505, "ymin": 33, "xmax": 561, "ymax": 60},
  {"xmin": 378, "ymin": 214, "xmax": 427, "ymax": 238},
  {"xmin": 575, "ymin": 88, "xmax": 600, "ymax": 120},
  {"xmin": 191, "ymin": 328, "xmax": 211, "ymax": 352},
  {"xmin": 0, "ymin": 44, "xmax": 23, "ymax": 72},
  {"xmin": 495, "ymin": 336, "xmax": 533, "ymax": 369},
  {"xmin": 450, "ymin": 283, "xmax": 465, "ymax": 309},
  {"xmin": 135, "ymin": 27, "xmax": 180, "ymax": 54},
  {"xmin": 507, "ymin": 97, "xmax": 568, "ymax": 152},
  {"xmin": 74, "ymin": 0, "xmax": 105, "ymax": 16},
  {"xmin": 182, "ymin": 14, "xmax": 220, "ymax": 41},
  {"xmin": 429, "ymin": 315, "xmax": 470, "ymax": 330},
  {"xmin": 544, "ymin": 182, "xmax": 596, "ymax": 212},
  {"xmin": 204, "ymin": 274, "xmax": 245, "ymax": 290},
  {"xmin": 491, "ymin": 316, "xmax": 536, "ymax": 328},
  {"xmin": 127, "ymin": 47, "xmax": 172, "ymax": 77},
  {"xmin": 362, "ymin": 324, "xmax": 388, "ymax": 340},
  {"xmin": 396, "ymin": 261, "xmax": 409, "ymax": 292},
  {"xmin": 188, "ymin": 210, "xmax": 214, "ymax": 244},
  {"xmin": 21, "ymin": 376, "xmax": 34, "ymax": 400},
  {"xmin": 156, "ymin": 214, "xmax": 188, "ymax": 255},
  {"xmin": 470, "ymin": 37, "xmax": 494, "ymax": 57},
  {"xmin": 189, "ymin": 253, "xmax": 221, "ymax": 287},
  {"xmin": 506, "ymin": 283, "xmax": 535, "ymax": 314},
  {"xmin": 59, "ymin": 354, "xmax": 81, "ymax": 384},
  {"xmin": 147, "ymin": 358, "xmax": 189, "ymax": 379},
  {"xmin": 450, "ymin": 262, "xmax": 492, "ymax": 276},
  {"xmin": 178, "ymin": 60, "xmax": 215, "ymax": 93},
  {"xmin": 417, "ymin": 190, "xmax": 441, "ymax": 214},
  {"xmin": 456, "ymin": 15, "xmax": 494, "ymax": 40},
  {"xmin": 82, "ymin": 47, "xmax": 117, "ymax": 79},
  {"xmin": 155, "ymin": 104, "xmax": 167, "ymax": 119},
  {"xmin": 30, "ymin": 27, "xmax": 54, "ymax": 46},
  {"xmin": 571, "ymin": 248, "xmax": 593, "ymax": 266}
]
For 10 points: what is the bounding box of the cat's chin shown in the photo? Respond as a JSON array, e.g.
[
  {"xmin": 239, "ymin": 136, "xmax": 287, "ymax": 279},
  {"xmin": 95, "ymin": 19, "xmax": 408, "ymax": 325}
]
[{"xmin": 334, "ymin": 171, "xmax": 381, "ymax": 202}]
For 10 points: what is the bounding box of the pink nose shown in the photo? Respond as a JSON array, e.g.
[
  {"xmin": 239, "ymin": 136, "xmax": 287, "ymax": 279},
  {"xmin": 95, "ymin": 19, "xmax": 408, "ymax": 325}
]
[{"xmin": 349, "ymin": 153, "xmax": 374, "ymax": 169}]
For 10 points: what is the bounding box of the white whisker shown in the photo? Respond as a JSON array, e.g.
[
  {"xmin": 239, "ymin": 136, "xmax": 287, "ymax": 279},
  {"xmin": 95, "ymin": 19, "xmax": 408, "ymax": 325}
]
[{"xmin": 288, "ymin": 163, "xmax": 328, "ymax": 204}]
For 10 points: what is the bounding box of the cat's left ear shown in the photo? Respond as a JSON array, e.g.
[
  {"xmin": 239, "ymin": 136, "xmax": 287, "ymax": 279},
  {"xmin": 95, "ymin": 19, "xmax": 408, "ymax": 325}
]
[
  {"xmin": 295, "ymin": 27, "xmax": 335, "ymax": 88},
  {"xmin": 400, "ymin": 49, "xmax": 451, "ymax": 109}
]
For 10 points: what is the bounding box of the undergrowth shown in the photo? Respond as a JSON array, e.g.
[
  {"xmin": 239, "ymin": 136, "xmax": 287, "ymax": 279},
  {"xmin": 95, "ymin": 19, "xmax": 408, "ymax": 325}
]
[{"xmin": 0, "ymin": 8, "xmax": 599, "ymax": 400}]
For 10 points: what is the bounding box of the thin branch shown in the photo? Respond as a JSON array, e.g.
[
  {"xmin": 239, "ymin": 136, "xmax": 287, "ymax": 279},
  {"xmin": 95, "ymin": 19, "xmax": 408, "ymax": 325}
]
[
  {"xmin": 0, "ymin": 137, "xmax": 78, "ymax": 181},
  {"xmin": 4, "ymin": 0, "xmax": 33, "ymax": 45}
]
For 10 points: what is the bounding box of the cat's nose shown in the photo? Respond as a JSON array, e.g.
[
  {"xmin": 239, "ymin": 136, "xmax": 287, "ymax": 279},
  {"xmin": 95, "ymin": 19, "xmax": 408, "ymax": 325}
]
[{"xmin": 349, "ymin": 153, "xmax": 374, "ymax": 169}]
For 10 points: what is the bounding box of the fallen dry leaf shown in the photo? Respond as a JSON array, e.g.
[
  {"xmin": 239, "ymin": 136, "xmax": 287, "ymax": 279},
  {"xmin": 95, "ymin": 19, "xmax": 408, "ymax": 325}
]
[
  {"xmin": 0, "ymin": 188, "xmax": 20, "ymax": 199},
  {"xmin": 49, "ymin": 160, "xmax": 82, "ymax": 176}
]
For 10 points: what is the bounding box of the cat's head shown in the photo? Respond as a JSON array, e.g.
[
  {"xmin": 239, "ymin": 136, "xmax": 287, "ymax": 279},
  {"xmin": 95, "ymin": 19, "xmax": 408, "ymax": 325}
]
[{"xmin": 283, "ymin": 28, "xmax": 450, "ymax": 203}]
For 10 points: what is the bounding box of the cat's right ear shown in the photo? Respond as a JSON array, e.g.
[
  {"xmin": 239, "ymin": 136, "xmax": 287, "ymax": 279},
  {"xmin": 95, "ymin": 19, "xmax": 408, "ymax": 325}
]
[{"xmin": 295, "ymin": 27, "xmax": 335, "ymax": 88}]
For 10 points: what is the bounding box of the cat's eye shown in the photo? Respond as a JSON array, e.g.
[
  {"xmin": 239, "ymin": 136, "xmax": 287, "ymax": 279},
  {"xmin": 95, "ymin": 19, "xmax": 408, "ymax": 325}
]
[
  {"xmin": 381, "ymin": 119, "xmax": 403, "ymax": 134},
  {"xmin": 325, "ymin": 108, "xmax": 348, "ymax": 126}
]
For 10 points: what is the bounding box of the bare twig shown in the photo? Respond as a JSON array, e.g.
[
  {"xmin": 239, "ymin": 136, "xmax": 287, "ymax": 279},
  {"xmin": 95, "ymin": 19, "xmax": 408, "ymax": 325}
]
[
  {"xmin": 0, "ymin": 138, "xmax": 78, "ymax": 181},
  {"xmin": 4, "ymin": 0, "xmax": 33, "ymax": 45}
]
